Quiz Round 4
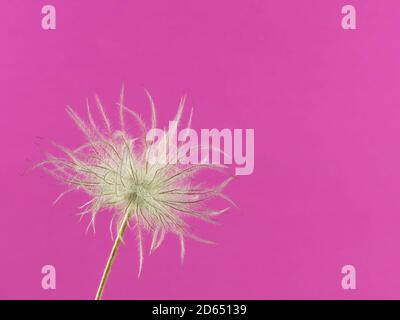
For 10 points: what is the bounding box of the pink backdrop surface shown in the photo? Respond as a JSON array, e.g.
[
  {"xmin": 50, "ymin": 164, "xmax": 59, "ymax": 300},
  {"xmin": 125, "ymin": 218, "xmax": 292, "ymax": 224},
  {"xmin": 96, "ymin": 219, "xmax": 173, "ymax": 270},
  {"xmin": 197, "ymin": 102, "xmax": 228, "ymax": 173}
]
[{"xmin": 1, "ymin": 0, "xmax": 400, "ymax": 299}]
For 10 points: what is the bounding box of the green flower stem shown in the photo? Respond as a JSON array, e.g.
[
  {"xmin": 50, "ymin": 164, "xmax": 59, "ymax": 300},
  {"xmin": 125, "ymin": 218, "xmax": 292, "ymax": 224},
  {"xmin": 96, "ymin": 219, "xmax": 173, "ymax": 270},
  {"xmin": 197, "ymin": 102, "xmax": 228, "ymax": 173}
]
[{"xmin": 95, "ymin": 213, "xmax": 130, "ymax": 300}]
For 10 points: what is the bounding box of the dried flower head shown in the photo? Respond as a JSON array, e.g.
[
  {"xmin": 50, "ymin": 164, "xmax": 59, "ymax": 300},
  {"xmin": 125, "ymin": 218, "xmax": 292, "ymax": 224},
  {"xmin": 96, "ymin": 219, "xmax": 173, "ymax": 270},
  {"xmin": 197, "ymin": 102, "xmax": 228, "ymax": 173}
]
[{"xmin": 39, "ymin": 88, "xmax": 234, "ymax": 299}]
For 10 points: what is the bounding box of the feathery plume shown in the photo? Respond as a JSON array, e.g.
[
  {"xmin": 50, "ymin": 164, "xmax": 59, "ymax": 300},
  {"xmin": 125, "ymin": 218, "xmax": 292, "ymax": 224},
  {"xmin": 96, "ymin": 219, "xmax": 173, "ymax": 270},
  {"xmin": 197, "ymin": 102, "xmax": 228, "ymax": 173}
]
[{"xmin": 39, "ymin": 88, "xmax": 234, "ymax": 299}]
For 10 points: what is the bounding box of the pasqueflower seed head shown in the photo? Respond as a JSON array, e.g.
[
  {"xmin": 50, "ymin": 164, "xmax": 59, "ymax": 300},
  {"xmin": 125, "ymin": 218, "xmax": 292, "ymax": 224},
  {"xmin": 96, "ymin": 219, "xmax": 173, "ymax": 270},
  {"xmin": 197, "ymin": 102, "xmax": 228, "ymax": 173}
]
[{"xmin": 40, "ymin": 88, "xmax": 234, "ymax": 277}]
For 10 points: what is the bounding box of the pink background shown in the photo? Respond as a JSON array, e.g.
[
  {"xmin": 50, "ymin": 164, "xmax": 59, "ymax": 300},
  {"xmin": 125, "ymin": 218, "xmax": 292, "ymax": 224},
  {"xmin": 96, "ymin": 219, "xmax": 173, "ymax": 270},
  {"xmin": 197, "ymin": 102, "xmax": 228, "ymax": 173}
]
[{"xmin": 1, "ymin": 0, "xmax": 400, "ymax": 299}]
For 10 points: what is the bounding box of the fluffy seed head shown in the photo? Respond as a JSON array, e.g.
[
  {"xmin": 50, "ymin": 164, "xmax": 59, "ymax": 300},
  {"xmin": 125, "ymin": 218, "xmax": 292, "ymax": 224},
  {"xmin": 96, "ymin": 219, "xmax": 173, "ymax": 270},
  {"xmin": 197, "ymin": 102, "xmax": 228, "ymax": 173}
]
[{"xmin": 39, "ymin": 88, "xmax": 234, "ymax": 274}]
